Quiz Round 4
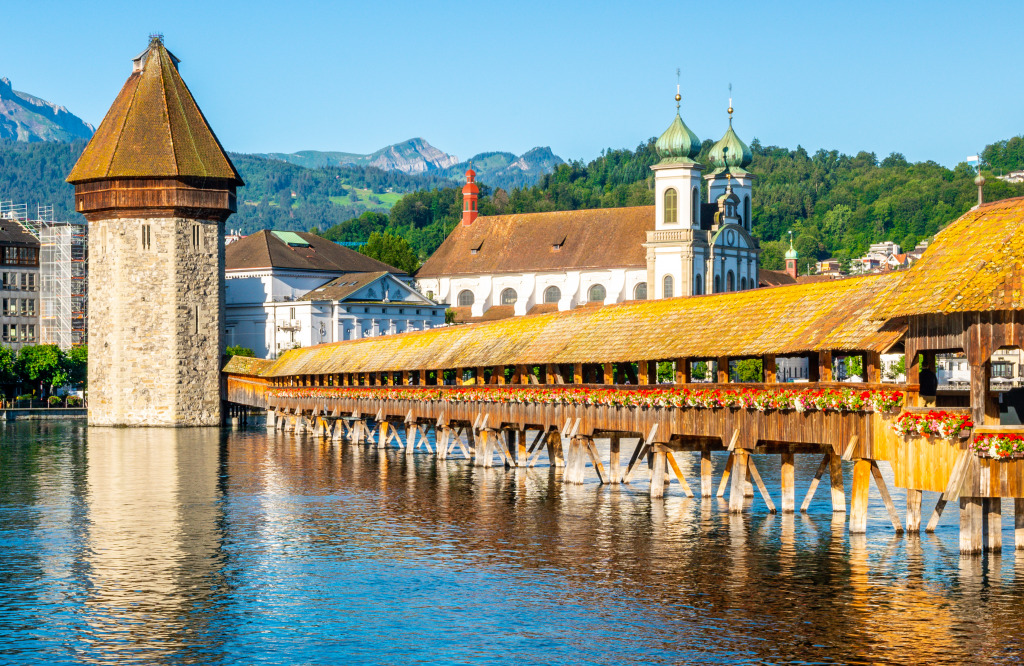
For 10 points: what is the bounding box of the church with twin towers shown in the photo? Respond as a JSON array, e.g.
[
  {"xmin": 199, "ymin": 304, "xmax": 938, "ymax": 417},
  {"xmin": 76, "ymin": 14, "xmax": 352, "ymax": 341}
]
[{"xmin": 416, "ymin": 89, "xmax": 763, "ymax": 321}]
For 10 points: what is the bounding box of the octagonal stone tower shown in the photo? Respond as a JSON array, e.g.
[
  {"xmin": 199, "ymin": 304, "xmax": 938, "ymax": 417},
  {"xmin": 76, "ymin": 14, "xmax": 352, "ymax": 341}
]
[{"xmin": 67, "ymin": 36, "xmax": 243, "ymax": 426}]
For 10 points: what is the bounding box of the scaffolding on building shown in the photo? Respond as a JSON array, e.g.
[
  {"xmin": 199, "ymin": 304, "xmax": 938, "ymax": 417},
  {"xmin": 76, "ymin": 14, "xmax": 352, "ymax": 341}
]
[
  {"xmin": 39, "ymin": 205, "xmax": 88, "ymax": 348},
  {"xmin": 0, "ymin": 200, "xmax": 36, "ymax": 237}
]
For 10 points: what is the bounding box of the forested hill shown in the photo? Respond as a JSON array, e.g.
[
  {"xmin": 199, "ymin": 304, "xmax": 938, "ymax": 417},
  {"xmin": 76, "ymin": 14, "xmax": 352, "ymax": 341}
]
[{"xmin": 321, "ymin": 135, "xmax": 1024, "ymax": 270}]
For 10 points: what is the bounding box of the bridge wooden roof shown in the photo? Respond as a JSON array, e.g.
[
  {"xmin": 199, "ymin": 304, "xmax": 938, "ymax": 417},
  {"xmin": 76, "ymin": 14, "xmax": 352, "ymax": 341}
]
[
  {"xmin": 260, "ymin": 272, "xmax": 903, "ymax": 377},
  {"xmin": 877, "ymin": 196, "xmax": 1024, "ymax": 318}
]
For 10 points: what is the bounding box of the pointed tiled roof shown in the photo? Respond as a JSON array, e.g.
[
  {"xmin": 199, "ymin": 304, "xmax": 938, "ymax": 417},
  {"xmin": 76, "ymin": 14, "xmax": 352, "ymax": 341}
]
[{"xmin": 67, "ymin": 37, "xmax": 242, "ymax": 185}]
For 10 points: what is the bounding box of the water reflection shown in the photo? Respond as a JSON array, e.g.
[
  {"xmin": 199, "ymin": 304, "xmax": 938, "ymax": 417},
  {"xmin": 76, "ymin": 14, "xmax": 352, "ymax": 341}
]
[{"xmin": 2, "ymin": 423, "xmax": 1024, "ymax": 663}]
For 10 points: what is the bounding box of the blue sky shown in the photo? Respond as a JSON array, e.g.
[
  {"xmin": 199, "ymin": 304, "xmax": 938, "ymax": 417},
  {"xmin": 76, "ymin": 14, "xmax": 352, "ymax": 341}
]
[{"xmin": 3, "ymin": 0, "xmax": 1020, "ymax": 166}]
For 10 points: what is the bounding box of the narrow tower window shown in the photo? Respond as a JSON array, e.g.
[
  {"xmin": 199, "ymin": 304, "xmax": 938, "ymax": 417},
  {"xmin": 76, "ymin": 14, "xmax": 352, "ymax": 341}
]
[
  {"xmin": 664, "ymin": 188, "xmax": 678, "ymax": 224},
  {"xmin": 663, "ymin": 275, "xmax": 674, "ymax": 298},
  {"xmin": 192, "ymin": 224, "xmax": 201, "ymax": 249},
  {"xmin": 141, "ymin": 224, "xmax": 151, "ymax": 250},
  {"xmin": 744, "ymin": 195, "xmax": 751, "ymax": 229},
  {"xmin": 691, "ymin": 187, "xmax": 699, "ymax": 225},
  {"xmin": 694, "ymin": 274, "xmax": 703, "ymax": 295},
  {"xmin": 727, "ymin": 271, "xmax": 735, "ymax": 292}
]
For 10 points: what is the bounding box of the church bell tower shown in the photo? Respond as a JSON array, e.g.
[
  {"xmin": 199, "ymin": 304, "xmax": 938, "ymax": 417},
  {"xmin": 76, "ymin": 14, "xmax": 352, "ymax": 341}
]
[{"xmin": 67, "ymin": 36, "xmax": 243, "ymax": 426}]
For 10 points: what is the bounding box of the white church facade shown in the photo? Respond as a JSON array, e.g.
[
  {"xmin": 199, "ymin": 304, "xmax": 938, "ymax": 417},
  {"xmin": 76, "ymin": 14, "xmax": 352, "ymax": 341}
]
[{"xmin": 416, "ymin": 97, "xmax": 762, "ymax": 319}]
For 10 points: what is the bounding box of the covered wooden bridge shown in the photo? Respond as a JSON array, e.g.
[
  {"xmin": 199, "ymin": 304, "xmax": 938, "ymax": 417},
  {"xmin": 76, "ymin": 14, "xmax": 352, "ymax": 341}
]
[{"xmin": 225, "ymin": 197, "xmax": 1024, "ymax": 555}]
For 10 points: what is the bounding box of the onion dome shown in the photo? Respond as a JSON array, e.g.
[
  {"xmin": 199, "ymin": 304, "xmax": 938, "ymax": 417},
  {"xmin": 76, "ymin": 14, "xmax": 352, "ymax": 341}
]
[
  {"xmin": 708, "ymin": 118, "xmax": 753, "ymax": 175},
  {"xmin": 655, "ymin": 104, "xmax": 701, "ymax": 165},
  {"xmin": 785, "ymin": 238, "xmax": 798, "ymax": 260}
]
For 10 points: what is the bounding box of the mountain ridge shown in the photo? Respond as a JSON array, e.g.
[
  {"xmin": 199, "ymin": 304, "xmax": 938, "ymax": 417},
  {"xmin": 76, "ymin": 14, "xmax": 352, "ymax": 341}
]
[{"xmin": 0, "ymin": 78, "xmax": 94, "ymax": 142}]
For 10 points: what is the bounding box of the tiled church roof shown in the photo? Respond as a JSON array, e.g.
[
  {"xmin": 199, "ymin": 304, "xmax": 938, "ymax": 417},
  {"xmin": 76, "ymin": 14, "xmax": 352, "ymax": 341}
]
[
  {"xmin": 67, "ymin": 37, "xmax": 243, "ymax": 185},
  {"xmin": 226, "ymin": 231, "xmax": 403, "ymax": 274},
  {"xmin": 416, "ymin": 206, "xmax": 653, "ymax": 277}
]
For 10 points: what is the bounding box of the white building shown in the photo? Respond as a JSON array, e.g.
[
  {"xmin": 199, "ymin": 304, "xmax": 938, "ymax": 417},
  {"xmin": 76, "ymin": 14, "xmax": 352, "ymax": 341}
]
[
  {"xmin": 225, "ymin": 230, "xmax": 445, "ymax": 358},
  {"xmin": 416, "ymin": 98, "xmax": 761, "ymax": 320}
]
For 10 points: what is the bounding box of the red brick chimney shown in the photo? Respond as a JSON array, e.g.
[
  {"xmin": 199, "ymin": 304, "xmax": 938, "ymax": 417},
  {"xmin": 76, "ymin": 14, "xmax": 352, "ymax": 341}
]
[{"xmin": 461, "ymin": 168, "xmax": 479, "ymax": 226}]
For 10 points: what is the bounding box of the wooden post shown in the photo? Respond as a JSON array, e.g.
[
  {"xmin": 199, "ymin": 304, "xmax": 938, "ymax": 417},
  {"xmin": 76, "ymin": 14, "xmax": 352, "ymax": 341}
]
[
  {"xmin": 638, "ymin": 361, "xmax": 649, "ymax": 385},
  {"xmin": 829, "ymin": 452, "xmax": 845, "ymax": 513},
  {"xmin": 729, "ymin": 451, "xmax": 747, "ymax": 513},
  {"xmin": 700, "ymin": 450, "xmax": 713, "ymax": 497},
  {"xmin": 764, "ymin": 354, "xmax": 777, "ymax": 384},
  {"xmin": 603, "ymin": 363, "xmax": 614, "ymax": 385},
  {"xmin": 819, "ymin": 350, "xmax": 833, "ymax": 383},
  {"xmin": 960, "ymin": 496, "xmax": 985, "ymax": 555},
  {"xmin": 675, "ymin": 358, "xmax": 689, "ymax": 384},
  {"xmin": 780, "ymin": 451, "xmax": 795, "ymax": 512},
  {"xmin": 515, "ymin": 364, "xmax": 527, "ymax": 385},
  {"xmin": 866, "ymin": 351, "xmax": 882, "ymax": 384},
  {"xmin": 906, "ymin": 489, "xmax": 922, "ymax": 532},
  {"xmin": 849, "ymin": 459, "xmax": 871, "ymax": 534},
  {"xmin": 573, "ymin": 363, "xmax": 583, "ymax": 384},
  {"xmin": 650, "ymin": 448, "xmax": 667, "ymax": 498},
  {"xmin": 516, "ymin": 429, "xmax": 527, "ymax": 467},
  {"xmin": 546, "ymin": 430, "xmax": 564, "ymax": 467},
  {"xmin": 609, "ymin": 435, "xmax": 621, "ymax": 484},
  {"xmin": 984, "ymin": 498, "xmax": 1002, "ymax": 553},
  {"xmin": 402, "ymin": 371, "xmax": 410, "ymax": 386},
  {"xmin": 906, "ymin": 350, "xmax": 920, "ymax": 407},
  {"xmin": 456, "ymin": 369, "xmax": 464, "ymax": 386},
  {"xmin": 717, "ymin": 356, "xmax": 730, "ymax": 383},
  {"xmin": 970, "ymin": 361, "xmax": 992, "ymax": 427},
  {"xmin": 1016, "ymin": 499, "xmax": 1024, "ymax": 551}
]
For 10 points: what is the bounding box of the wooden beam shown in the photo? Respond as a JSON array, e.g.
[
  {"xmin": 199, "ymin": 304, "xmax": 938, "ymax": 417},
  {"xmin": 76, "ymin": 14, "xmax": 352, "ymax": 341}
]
[
  {"xmin": 658, "ymin": 445, "xmax": 694, "ymax": 497},
  {"xmin": 819, "ymin": 350, "xmax": 833, "ymax": 383},
  {"xmin": 609, "ymin": 435, "xmax": 621, "ymax": 484},
  {"xmin": 984, "ymin": 498, "xmax": 1002, "ymax": 553},
  {"xmin": 906, "ymin": 489, "xmax": 922, "ymax": 533},
  {"xmin": 970, "ymin": 360, "xmax": 992, "ymax": 427},
  {"xmin": 650, "ymin": 448, "xmax": 667, "ymax": 498},
  {"xmin": 717, "ymin": 356, "xmax": 730, "ymax": 383},
  {"xmin": 801, "ymin": 453, "xmax": 830, "ymax": 512},
  {"xmin": 780, "ymin": 452, "xmax": 795, "ymax": 512},
  {"xmin": 675, "ymin": 357, "xmax": 689, "ymax": 384},
  {"xmin": 700, "ymin": 450, "xmax": 713, "ymax": 497},
  {"xmin": 746, "ymin": 457, "xmax": 776, "ymax": 513},
  {"xmin": 960, "ymin": 496, "xmax": 985, "ymax": 555},
  {"xmin": 603, "ymin": 363, "xmax": 614, "ymax": 385},
  {"xmin": 585, "ymin": 438, "xmax": 609, "ymax": 484},
  {"xmin": 866, "ymin": 351, "xmax": 882, "ymax": 383},
  {"xmin": 638, "ymin": 361, "xmax": 649, "ymax": 385},
  {"xmin": 870, "ymin": 461, "xmax": 904, "ymax": 534},
  {"xmin": 728, "ymin": 450, "xmax": 747, "ymax": 513},
  {"xmin": 717, "ymin": 452, "xmax": 735, "ymax": 498},
  {"xmin": 573, "ymin": 363, "xmax": 583, "ymax": 385},
  {"xmin": 764, "ymin": 354, "xmax": 777, "ymax": 384},
  {"xmin": 829, "ymin": 451, "xmax": 845, "ymax": 513}
]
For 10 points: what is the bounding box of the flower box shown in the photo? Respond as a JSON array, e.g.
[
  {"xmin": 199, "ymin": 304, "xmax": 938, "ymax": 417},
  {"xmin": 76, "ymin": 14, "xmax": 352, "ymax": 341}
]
[
  {"xmin": 972, "ymin": 433, "xmax": 1024, "ymax": 459},
  {"xmin": 892, "ymin": 410, "xmax": 973, "ymax": 440}
]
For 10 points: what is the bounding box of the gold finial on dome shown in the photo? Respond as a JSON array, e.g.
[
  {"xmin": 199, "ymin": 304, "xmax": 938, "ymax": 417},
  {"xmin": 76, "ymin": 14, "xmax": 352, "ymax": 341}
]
[
  {"xmin": 675, "ymin": 68, "xmax": 681, "ymax": 109},
  {"xmin": 728, "ymin": 83, "xmax": 733, "ymax": 118}
]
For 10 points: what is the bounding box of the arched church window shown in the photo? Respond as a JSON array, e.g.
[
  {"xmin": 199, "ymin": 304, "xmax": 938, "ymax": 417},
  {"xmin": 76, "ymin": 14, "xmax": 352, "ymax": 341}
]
[
  {"xmin": 500, "ymin": 288, "xmax": 517, "ymax": 305},
  {"xmin": 633, "ymin": 282, "xmax": 647, "ymax": 300},
  {"xmin": 691, "ymin": 187, "xmax": 699, "ymax": 225},
  {"xmin": 543, "ymin": 286, "xmax": 561, "ymax": 303},
  {"xmin": 744, "ymin": 195, "xmax": 751, "ymax": 229},
  {"xmin": 727, "ymin": 271, "xmax": 735, "ymax": 291},
  {"xmin": 740, "ymin": 277, "xmax": 746, "ymax": 290},
  {"xmin": 457, "ymin": 290, "xmax": 474, "ymax": 307},
  {"xmin": 694, "ymin": 274, "xmax": 703, "ymax": 295},
  {"xmin": 663, "ymin": 275, "xmax": 674, "ymax": 298},
  {"xmin": 714, "ymin": 275, "xmax": 721, "ymax": 293},
  {"xmin": 664, "ymin": 188, "xmax": 678, "ymax": 224},
  {"xmin": 588, "ymin": 284, "xmax": 606, "ymax": 302}
]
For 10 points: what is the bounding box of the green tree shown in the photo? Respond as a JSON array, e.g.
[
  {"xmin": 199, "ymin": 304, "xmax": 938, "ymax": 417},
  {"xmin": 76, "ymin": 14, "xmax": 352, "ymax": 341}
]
[
  {"xmin": 691, "ymin": 361, "xmax": 708, "ymax": 381},
  {"xmin": 359, "ymin": 231, "xmax": 420, "ymax": 273},
  {"xmin": 844, "ymin": 355, "xmax": 864, "ymax": 379},
  {"xmin": 15, "ymin": 344, "xmax": 67, "ymax": 397},
  {"xmin": 66, "ymin": 345, "xmax": 87, "ymax": 388},
  {"xmin": 0, "ymin": 346, "xmax": 16, "ymax": 398},
  {"xmin": 226, "ymin": 345, "xmax": 256, "ymax": 357},
  {"xmin": 732, "ymin": 359, "xmax": 763, "ymax": 382}
]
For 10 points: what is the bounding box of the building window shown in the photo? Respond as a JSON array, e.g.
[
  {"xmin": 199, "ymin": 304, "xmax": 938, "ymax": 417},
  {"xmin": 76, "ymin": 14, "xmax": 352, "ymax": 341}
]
[
  {"xmin": 662, "ymin": 275, "xmax": 674, "ymax": 298},
  {"xmin": 27, "ymin": 324, "xmax": 35, "ymax": 341},
  {"xmin": 714, "ymin": 275, "xmax": 721, "ymax": 293},
  {"xmin": 664, "ymin": 188, "xmax": 678, "ymax": 224},
  {"xmin": 426, "ymin": 290, "xmax": 433, "ymax": 300},
  {"xmin": 633, "ymin": 282, "xmax": 647, "ymax": 300},
  {"xmin": 500, "ymin": 288, "xmax": 517, "ymax": 305},
  {"xmin": 543, "ymin": 286, "xmax": 561, "ymax": 303},
  {"xmin": 192, "ymin": 224, "xmax": 201, "ymax": 249},
  {"xmin": 740, "ymin": 277, "xmax": 747, "ymax": 290},
  {"xmin": 692, "ymin": 187, "xmax": 699, "ymax": 225},
  {"xmin": 588, "ymin": 284, "xmax": 606, "ymax": 302},
  {"xmin": 457, "ymin": 290, "xmax": 474, "ymax": 307},
  {"xmin": 727, "ymin": 271, "xmax": 735, "ymax": 291},
  {"xmin": 993, "ymin": 362, "xmax": 1014, "ymax": 379},
  {"xmin": 744, "ymin": 195, "xmax": 751, "ymax": 229},
  {"xmin": 141, "ymin": 224, "xmax": 152, "ymax": 250}
]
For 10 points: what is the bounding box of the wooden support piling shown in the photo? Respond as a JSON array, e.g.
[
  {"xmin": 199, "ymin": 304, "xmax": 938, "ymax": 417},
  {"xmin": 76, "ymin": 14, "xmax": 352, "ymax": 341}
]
[
  {"xmin": 906, "ymin": 489, "xmax": 922, "ymax": 533},
  {"xmin": 849, "ymin": 459, "xmax": 871, "ymax": 534},
  {"xmin": 700, "ymin": 450, "xmax": 712, "ymax": 497},
  {"xmin": 609, "ymin": 435, "xmax": 621, "ymax": 484},
  {"xmin": 984, "ymin": 498, "xmax": 1002, "ymax": 553},
  {"xmin": 960, "ymin": 496, "xmax": 985, "ymax": 555},
  {"xmin": 829, "ymin": 452, "xmax": 845, "ymax": 513},
  {"xmin": 1016, "ymin": 499, "xmax": 1024, "ymax": 551},
  {"xmin": 729, "ymin": 451, "xmax": 747, "ymax": 513},
  {"xmin": 746, "ymin": 457, "xmax": 776, "ymax": 513},
  {"xmin": 650, "ymin": 448, "xmax": 667, "ymax": 498},
  {"xmin": 869, "ymin": 461, "xmax": 903, "ymax": 533},
  {"xmin": 780, "ymin": 452, "xmax": 795, "ymax": 512}
]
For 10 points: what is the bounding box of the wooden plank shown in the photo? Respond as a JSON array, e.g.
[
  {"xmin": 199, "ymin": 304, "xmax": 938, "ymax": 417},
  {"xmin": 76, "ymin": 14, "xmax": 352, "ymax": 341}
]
[
  {"xmin": 622, "ymin": 440, "xmax": 650, "ymax": 484},
  {"xmin": 717, "ymin": 451, "xmax": 735, "ymax": 498},
  {"xmin": 841, "ymin": 435, "xmax": 860, "ymax": 461},
  {"xmin": 850, "ymin": 459, "xmax": 871, "ymax": 533},
  {"xmin": 925, "ymin": 450, "xmax": 971, "ymax": 533},
  {"xmin": 870, "ymin": 461, "xmax": 904, "ymax": 533},
  {"xmin": 746, "ymin": 457, "xmax": 776, "ymax": 513},
  {"xmin": 800, "ymin": 453, "xmax": 831, "ymax": 513},
  {"xmin": 700, "ymin": 450, "xmax": 713, "ymax": 497}
]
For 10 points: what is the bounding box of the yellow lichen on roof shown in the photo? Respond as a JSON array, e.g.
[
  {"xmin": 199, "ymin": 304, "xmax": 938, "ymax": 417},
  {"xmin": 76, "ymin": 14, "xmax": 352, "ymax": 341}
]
[
  {"xmin": 223, "ymin": 355, "xmax": 273, "ymax": 376},
  {"xmin": 878, "ymin": 196, "xmax": 1024, "ymax": 318},
  {"xmin": 259, "ymin": 273, "xmax": 903, "ymax": 378}
]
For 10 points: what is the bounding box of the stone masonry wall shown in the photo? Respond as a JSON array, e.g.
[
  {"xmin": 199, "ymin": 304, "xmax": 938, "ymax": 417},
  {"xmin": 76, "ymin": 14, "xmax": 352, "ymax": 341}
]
[{"xmin": 88, "ymin": 216, "xmax": 224, "ymax": 426}]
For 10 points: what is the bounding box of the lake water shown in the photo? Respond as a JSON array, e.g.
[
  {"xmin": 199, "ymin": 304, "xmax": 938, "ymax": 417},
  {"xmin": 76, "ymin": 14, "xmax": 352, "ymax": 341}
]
[{"xmin": 2, "ymin": 419, "xmax": 1024, "ymax": 665}]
